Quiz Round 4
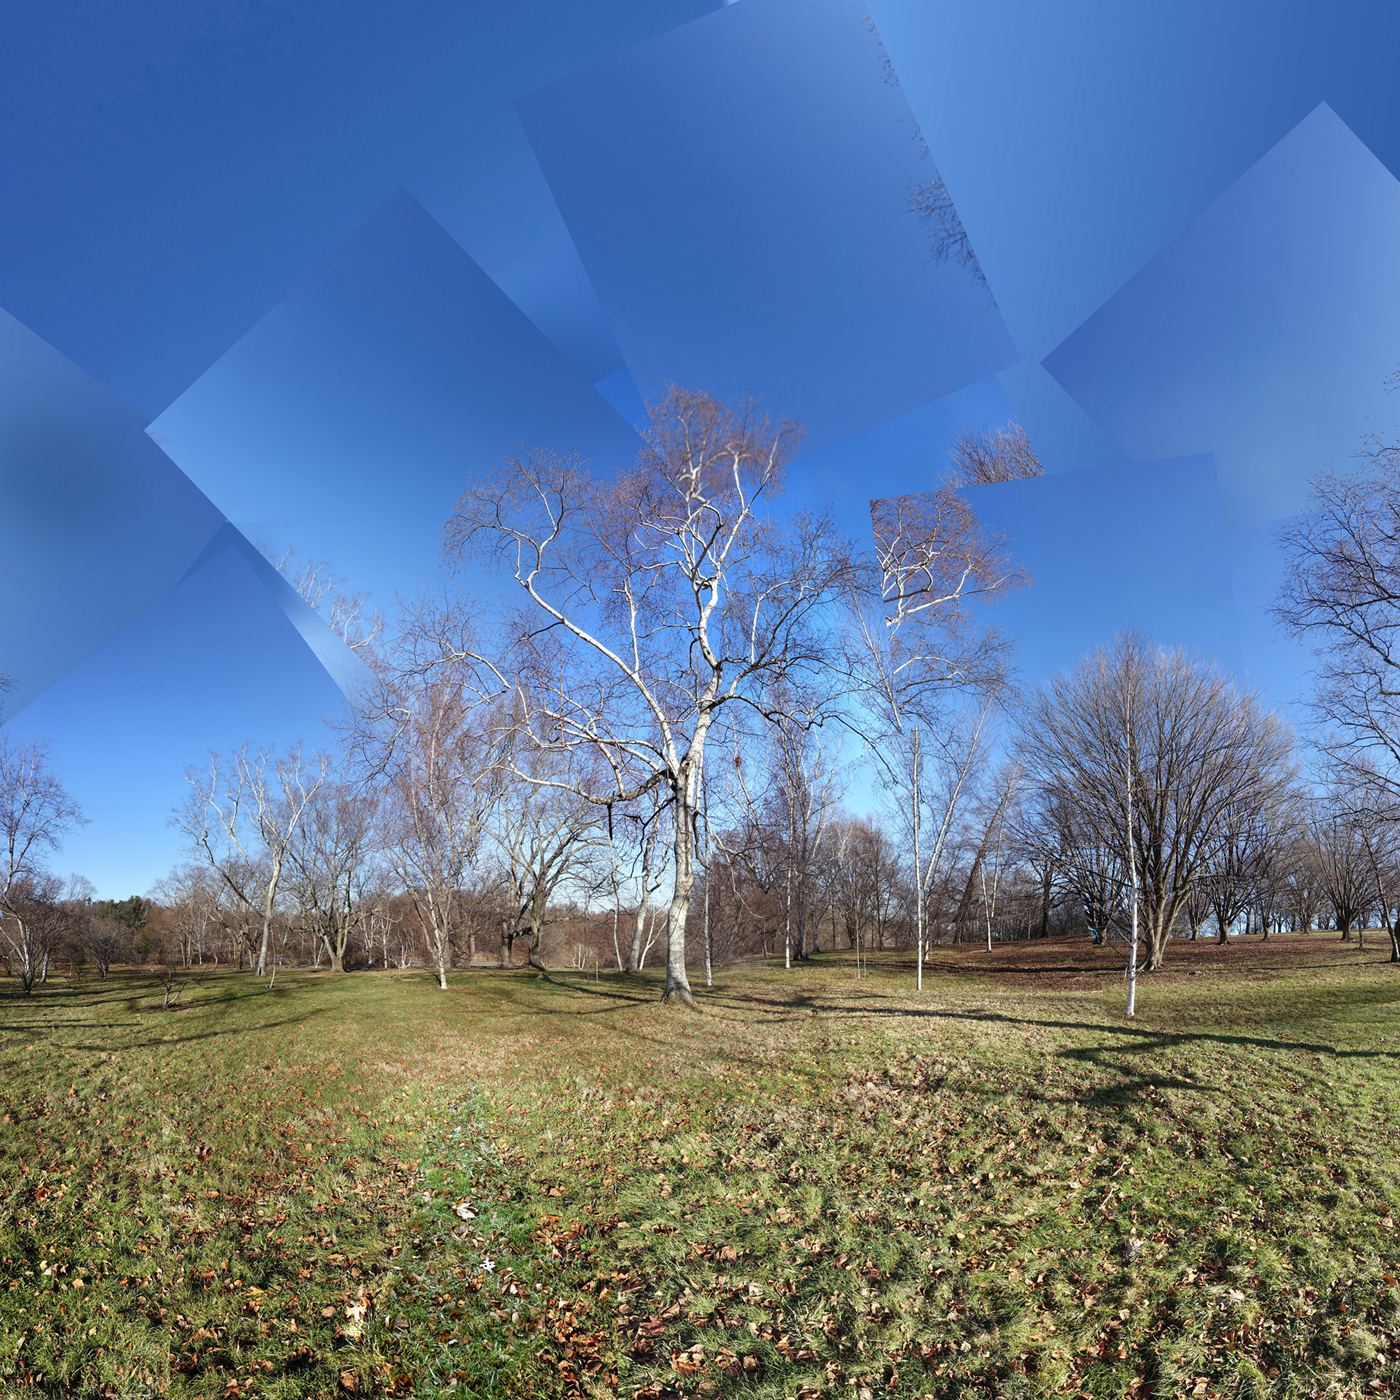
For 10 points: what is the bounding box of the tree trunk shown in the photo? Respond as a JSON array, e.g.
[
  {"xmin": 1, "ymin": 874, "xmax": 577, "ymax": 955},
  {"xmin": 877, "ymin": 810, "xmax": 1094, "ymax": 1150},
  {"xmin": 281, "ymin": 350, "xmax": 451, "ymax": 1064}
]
[
  {"xmin": 912, "ymin": 725, "xmax": 923, "ymax": 991},
  {"xmin": 662, "ymin": 770, "xmax": 697, "ymax": 1006},
  {"xmin": 527, "ymin": 914, "xmax": 547, "ymax": 971},
  {"xmin": 784, "ymin": 853, "xmax": 792, "ymax": 971},
  {"xmin": 256, "ymin": 859, "xmax": 281, "ymax": 977},
  {"xmin": 629, "ymin": 897, "xmax": 649, "ymax": 974},
  {"xmin": 626, "ymin": 816, "xmax": 661, "ymax": 974},
  {"xmin": 1144, "ymin": 915, "xmax": 1170, "ymax": 973}
]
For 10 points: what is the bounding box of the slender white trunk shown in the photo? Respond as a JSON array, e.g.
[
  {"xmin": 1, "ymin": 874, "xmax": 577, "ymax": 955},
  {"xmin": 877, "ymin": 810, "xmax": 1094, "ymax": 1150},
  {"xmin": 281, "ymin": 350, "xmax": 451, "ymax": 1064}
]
[
  {"xmin": 784, "ymin": 850, "xmax": 792, "ymax": 971},
  {"xmin": 1125, "ymin": 703, "xmax": 1139, "ymax": 1019},
  {"xmin": 662, "ymin": 760, "xmax": 697, "ymax": 1004},
  {"xmin": 700, "ymin": 758, "xmax": 713, "ymax": 987},
  {"xmin": 913, "ymin": 725, "xmax": 923, "ymax": 991},
  {"xmin": 255, "ymin": 852, "xmax": 282, "ymax": 977}
]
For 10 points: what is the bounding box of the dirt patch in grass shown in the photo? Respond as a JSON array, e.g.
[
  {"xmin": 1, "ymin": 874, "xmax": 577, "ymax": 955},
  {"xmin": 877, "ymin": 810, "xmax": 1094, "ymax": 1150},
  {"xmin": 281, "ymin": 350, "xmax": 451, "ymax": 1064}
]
[{"xmin": 918, "ymin": 931, "xmax": 1398, "ymax": 994}]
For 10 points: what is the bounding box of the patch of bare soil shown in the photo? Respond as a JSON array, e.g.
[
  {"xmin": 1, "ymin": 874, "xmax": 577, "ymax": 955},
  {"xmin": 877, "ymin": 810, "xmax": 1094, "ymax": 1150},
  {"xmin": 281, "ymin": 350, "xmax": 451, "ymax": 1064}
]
[{"xmin": 919, "ymin": 931, "xmax": 1396, "ymax": 992}]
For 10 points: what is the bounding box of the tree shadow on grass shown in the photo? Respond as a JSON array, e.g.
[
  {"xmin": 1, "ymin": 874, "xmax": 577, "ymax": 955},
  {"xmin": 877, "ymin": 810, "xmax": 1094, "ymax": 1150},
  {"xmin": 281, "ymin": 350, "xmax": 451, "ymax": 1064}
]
[{"xmin": 0, "ymin": 973, "xmax": 332, "ymax": 1050}]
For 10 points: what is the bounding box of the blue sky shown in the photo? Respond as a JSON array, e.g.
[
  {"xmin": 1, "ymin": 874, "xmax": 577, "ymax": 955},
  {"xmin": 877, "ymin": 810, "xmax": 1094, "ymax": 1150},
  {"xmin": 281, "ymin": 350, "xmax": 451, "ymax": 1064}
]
[
  {"xmin": 516, "ymin": 0, "xmax": 1018, "ymax": 455},
  {"xmin": 3, "ymin": 0, "xmax": 1399, "ymax": 892},
  {"xmin": 153, "ymin": 190, "xmax": 644, "ymax": 613}
]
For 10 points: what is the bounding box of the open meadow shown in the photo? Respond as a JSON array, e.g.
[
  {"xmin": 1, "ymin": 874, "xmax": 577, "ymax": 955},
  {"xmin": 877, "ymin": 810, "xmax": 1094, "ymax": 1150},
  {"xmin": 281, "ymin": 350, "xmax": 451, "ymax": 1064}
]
[{"xmin": 1, "ymin": 936, "xmax": 1398, "ymax": 1400}]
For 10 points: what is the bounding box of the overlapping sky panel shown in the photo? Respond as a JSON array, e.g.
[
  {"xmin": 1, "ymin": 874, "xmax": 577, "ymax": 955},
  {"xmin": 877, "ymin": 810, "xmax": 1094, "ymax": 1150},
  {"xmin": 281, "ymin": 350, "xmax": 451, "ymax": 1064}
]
[
  {"xmin": 864, "ymin": 0, "xmax": 1400, "ymax": 475},
  {"xmin": 178, "ymin": 523, "xmax": 373, "ymax": 700},
  {"xmin": 1043, "ymin": 106, "xmax": 1400, "ymax": 528},
  {"xmin": 3, "ymin": 533, "xmax": 348, "ymax": 895},
  {"xmin": 516, "ymin": 0, "xmax": 1018, "ymax": 458},
  {"xmin": 789, "ymin": 375, "xmax": 1023, "ymax": 518},
  {"xmin": 0, "ymin": 307, "xmax": 226, "ymax": 717},
  {"xmin": 955, "ymin": 456, "xmax": 1242, "ymax": 686},
  {"xmin": 0, "ymin": 0, "xmax": 718, "ymax": 418},
  {"xmin": 152, "ymin": 191, "xmax": 646, "ymax": 611}
]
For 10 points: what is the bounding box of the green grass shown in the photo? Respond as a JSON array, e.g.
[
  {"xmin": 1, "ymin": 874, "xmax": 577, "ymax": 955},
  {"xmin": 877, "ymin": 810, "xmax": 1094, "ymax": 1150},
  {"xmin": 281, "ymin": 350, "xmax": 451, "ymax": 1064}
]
[{"xmin": 2, "ymin": 936, "xmax": 1399, "ymax": 1400}]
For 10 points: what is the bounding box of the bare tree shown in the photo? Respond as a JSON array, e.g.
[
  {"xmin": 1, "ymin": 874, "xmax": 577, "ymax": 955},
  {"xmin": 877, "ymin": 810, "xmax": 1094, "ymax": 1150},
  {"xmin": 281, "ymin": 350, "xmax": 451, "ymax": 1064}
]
[
  {"xmin": 714, "ymin": 769, "xmax": 787, "ymax": 962},
  {"xmin": 1181, "ymin": 875, "xmax": 1213, "ymax": 941},
  {"xmin": 944, "ymin": 423, "xmax": 1044, "ymax": 487},
  {"xmin": 1273, "ymin": 411, "xmax": 1400, "ymax": 796},
  {"xmin": 1311, "ymin": 789, "xmax": 1371, "ymax": 943},
  {"xmin": 1338, "ymin": 763, "xmax": 1400, "ymax": 961},
  {"xmin": 0, "ymin": 736, "xmax": 87, "ymax": 992},
  {"xmin": 151, "ymin": 864, "xmax": 226, "ymax": 967},
  {"xmin": 1204, "ymin": 802, "xmax": 1278, "ymax": 945},
  {"xmin": 176, "ymin": 745, "xmax": 327, "ymax": 977},
  {"xmin": 735, "ymin": 701, "xmax": 845, "ymax": 968},
  {"xmin": 1276, "ymin": 832, "xmax": 1322, "ymax": 933},
  {"xmin": 772, "ymin": 708, "xmax": 843, "ymax": 963},
  {"xmin": 486, "ymin": 763, "xmax": 599, "ymax": 970},
  {"xmin": 262, "ymin": 543, "xmax": 382, "ymax": 653},
  {"xmin": 75, "ymin": 917, "xmax": 129, "ymax": 980},
  {"xmin": 351, "ymin": 606, "xmax": 508, "ymax": 990},
  {"xmin": 842, "ymin": 488, "xmax": 1025, "ymax": 984},
  {"xmin": 3, "ymin": 874, "xmax": 75, "ymax": 990},
  {"xmin": 975, "ymin": 761, "xmax": 1024, "ymax": 951},
  {"xmin": 284, "ymin": 780, "xmax": 380, "ymax": 973},
  {"xmin": 615, "ymin": 789, "xmax": 671, "ymax": 974},
  {"xmin": 905, "ymin": 168, "xmax": 989, "ymax": 293},
  {"xmin": 444, "ymin": 388, "xmax": 852, "ymax": 1005},
  {"xmin": 1018, "ymin": 632, "xmax": 1296, "ymax": 977}
]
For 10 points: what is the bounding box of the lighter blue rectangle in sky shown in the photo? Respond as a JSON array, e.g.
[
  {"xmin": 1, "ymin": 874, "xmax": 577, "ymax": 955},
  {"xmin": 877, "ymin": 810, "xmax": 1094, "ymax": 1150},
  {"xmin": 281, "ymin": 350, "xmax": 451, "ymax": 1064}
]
[
  {"xmin": 1043, "ymin": 106, "xmax": 1400, "ymax": 529},
  {"xmin": 517, "ymin": 0, "xmax": 1018, "ymax": 457},
  {"xmin": 0, "ymin": 306, "xmax": 228, "ymax": 719},
  {"xmin": 959, "ymin": 454, "xmax": 1242, "ymax": 686},
  {"xmin": 153, "ymin": 190, "xmax": 644, "ymax": 612}
]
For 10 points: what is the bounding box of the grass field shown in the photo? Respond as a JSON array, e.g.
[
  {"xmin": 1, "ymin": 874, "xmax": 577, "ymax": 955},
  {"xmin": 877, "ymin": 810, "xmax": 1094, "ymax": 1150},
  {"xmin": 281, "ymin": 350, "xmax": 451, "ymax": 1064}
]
[{"xmin": 1, "ymin": 935, "xmax": 1398, "ymax": 1400}]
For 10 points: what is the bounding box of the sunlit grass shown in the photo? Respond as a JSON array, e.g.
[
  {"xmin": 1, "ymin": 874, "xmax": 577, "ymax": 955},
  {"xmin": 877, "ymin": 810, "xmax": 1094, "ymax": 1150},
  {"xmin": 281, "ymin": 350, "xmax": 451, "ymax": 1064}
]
[{"xmin": 2, "ymin": 936, "xmax": 1398, "ymax": 1398}]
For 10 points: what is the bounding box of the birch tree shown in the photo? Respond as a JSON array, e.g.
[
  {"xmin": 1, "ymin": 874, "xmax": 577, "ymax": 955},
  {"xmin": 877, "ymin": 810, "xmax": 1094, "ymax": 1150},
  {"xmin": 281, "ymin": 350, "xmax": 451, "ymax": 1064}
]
[
  {"xmin": 340, "ymin": 594, "xmax": 511, "ymax": 988},
  {"xmin": 176, "ymin": 745, "xmax": 327, "ymax": 977},
  {"xmin": 842, "ymin": 489, "xmax": 1024, "ymax": 985},
  {"xmin": 444, "ymin": 388, "xmax": 851, "ymax": 1005},
  {"xmin": 263, "ymin": 543, "xmax": 382, "ymax": 653}
]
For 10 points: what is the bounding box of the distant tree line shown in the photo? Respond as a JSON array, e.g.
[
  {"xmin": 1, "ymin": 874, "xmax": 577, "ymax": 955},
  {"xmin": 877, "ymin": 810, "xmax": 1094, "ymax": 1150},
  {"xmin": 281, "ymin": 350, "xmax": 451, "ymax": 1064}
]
[{"xmin": 5, "ymin": 382, "xmax": 1400, "ymax": 1005}]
